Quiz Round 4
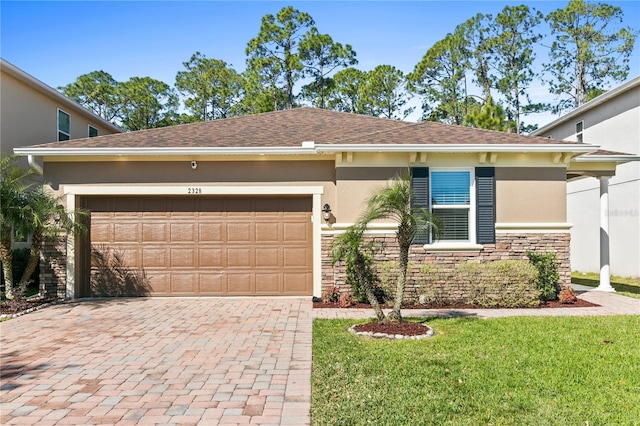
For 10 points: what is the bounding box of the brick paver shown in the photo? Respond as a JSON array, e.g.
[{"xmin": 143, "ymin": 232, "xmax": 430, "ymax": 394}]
[{"xmin": 1, "ymin": 298, "xmax": 311, "ymax": 425}]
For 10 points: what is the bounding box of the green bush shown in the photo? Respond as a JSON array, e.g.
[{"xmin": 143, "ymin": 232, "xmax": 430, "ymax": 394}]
[
  {"xmin": 459, "ymin": 260, "xmax": 541, "ymax": 308},
  {"xmin": 527, "ymin": 251, "xmax": 560, "ymax": 301}
]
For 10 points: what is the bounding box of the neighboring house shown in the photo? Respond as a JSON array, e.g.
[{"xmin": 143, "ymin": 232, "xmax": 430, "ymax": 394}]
[
  {"xmin": 533, "ymin": 76, "xmax": 640, "ymax": 279},
  {"xmin": 1, "ymin": 58, "xmax": 122, "ymax": 253},
  {"xmin": 15, "ymin": 108, "xmax": 624, "ymax": 299},
  {"xmin": 1, "ymin": 58, "xmax": 122, "ymax": 165}
]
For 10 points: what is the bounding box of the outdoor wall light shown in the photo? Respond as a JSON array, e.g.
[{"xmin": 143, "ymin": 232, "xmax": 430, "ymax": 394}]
[{"xmin": 322, "ymin": 203, "xmax": 332, "ymax": 223}]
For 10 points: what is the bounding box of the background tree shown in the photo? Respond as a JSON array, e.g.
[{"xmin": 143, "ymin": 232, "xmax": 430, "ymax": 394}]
[
  {"xmin": 463, "ymin": 96, "xmax": 509, "ymax": 131},
  {"xmin": 359, "ymin": 65, "xmax": 413, "ymax": 119},
  {"xmin": 118, "ymin": 77, "xmax": 179, "ymax": 131},
  {"xmin": 299, "ymin": 29, "xmax": 357, "ymax": 108},
  {"xmin": 544, "ymin": 0, "xmax": 638, "ymax": 112},
  {"xmin": 245, "ymin": 6, "xmax": 315, "ymax": 110},
  {"xmin": 408, "ymin": 32, "xmax": 470, "ymax": 124},
  {"xmin": 58, "ymin": 71, "xmax": 121, "ymax": 122},
  {"xmin": 491, "ymin": 5, "xmax": 545, "ymax": 133},
  {"xmin": 326, "ymin": 67, "xmax": 367, "ymax": 113},
  {"xmin": 175, "ymin": 52, "xmax": 244, "ymax": 121},
  {"xmin": 459, "ymin": 13, "xmax": 493, "ymax": 101}
]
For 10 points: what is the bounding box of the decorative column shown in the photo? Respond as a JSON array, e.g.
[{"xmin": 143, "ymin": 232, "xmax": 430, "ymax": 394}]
[{"xmin": 597, "ymin": 176, "xmax": 615, "ymax": 291}]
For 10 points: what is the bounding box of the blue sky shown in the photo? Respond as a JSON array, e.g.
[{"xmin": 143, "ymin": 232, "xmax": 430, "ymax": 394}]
[{"xmin": 2, "ymin": 1, "xmax": 639, "ymax": 126}]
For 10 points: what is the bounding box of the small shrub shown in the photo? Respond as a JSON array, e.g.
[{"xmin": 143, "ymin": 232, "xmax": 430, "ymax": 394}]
[
  {"xmin": 527, "ymin": 251, "xmax": 560, "ymax": 301},
  {"xmin": 462, "ymin": 260, "xmax": 541, "ymax": 308},
  {"xmin": 322, "ymin": 285, "xmax": 340, "ymax": 303},
  {"xmin": 558, "ymin": 287, "xmax": 577, "ymax": 304},
  {"xmin": 338, "ymin": 292, "xmax": 356, "ymax": 308}
]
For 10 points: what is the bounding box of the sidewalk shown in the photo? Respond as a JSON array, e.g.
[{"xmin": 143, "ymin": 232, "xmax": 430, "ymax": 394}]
[{"xmin": 311, "ymin": 287, "xmax": 640, "ymax": 320}]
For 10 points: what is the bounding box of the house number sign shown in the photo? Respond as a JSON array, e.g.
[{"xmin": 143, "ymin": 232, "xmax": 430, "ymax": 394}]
[{"xmin": 187, "ymin": 187, "xmax": 202, "ymax": 194}]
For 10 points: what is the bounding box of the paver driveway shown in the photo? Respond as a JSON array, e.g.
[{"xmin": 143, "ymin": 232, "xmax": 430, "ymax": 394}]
[{"xmin": 0, "ymin": 297, "xmax": 312, "ymax": 425}]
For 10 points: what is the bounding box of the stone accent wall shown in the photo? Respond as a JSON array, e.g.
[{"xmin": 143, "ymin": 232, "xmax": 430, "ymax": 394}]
[
  {"xmin": 322, "ymin": 232, "xmax": 571, "ymax": 302},
  {"xmin": 39, "ymin": 235, "xmax": 67, "ymax": 299}
]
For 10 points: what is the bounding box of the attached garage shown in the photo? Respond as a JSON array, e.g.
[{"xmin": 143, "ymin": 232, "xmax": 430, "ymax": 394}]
[{"xmin": 81, "ymin": 196, "xmax": 313, "ymax": 297}]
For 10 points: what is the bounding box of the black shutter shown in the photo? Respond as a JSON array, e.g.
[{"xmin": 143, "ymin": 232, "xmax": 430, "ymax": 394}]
[
  {"xmin": 476, "ymin": 167, "xmax": 495, "ymax": 244},
  {"xmin": 411, "ymin": 167, "xmax": 429, "ymax": 244}
]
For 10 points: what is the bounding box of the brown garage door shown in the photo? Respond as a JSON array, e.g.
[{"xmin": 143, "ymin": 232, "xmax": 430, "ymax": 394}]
[{"xmin": 84, "ymin": 196, "xmax": 312, "ymax": 296}]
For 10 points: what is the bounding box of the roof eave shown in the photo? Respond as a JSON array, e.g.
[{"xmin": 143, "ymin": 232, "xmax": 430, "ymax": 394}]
[
  {"xmin": 573, "ymin": 154, "xmax": 640, "ymax": 163},
  {"xmin": 14, "ymin": 143, "xmax": 598, "ymax": 157}
]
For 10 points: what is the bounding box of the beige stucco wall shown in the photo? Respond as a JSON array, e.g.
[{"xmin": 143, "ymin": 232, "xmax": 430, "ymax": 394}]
[
  {"xmin": 0, "ymin": 70, "xmax": 119, "ymax": 160},
  {"xmin": 45, "ymin": 160, "xmax": 337, "ymax": 207},
  {"xmin": 496, "ymin": 167, "xmax": 567, "ymax": 223}
]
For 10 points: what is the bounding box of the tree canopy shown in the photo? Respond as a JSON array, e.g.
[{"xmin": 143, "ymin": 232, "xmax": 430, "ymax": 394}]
[{"xmin": 57, "ymin": 2, "xmax": 637, "ymax": 132}]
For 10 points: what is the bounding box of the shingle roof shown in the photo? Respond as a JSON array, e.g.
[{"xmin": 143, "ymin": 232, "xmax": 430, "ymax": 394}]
[{"xmin": 24, "ymin": 107, "xmax": 581, "ymax": 150}]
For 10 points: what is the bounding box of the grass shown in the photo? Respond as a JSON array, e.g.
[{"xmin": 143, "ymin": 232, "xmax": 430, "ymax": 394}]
[
  {"xmin": 572, "ymin": 271, "xmax": 640, "ymax": 300},
  {"xmin": 312, "ymin": 316, "xmax": 640, "ymax": 425}
]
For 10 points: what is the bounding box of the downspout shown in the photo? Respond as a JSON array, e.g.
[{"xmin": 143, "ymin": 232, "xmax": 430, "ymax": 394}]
[{"xmin": 27, "ymin": 155, "xmax": 44, "ymax": 175}]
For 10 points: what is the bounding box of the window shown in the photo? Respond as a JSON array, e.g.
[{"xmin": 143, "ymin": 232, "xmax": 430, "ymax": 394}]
[
  {"xmin": 88, "ymin": 125, "xmax": 98, "ymax": 137},
  {"xmin": 58, "ymin": 109, "xmax": 70, "ymax": 141},
  {"xmin": 576, "ymin": 121, "xmax": 584, "ymax": 143},
  {"xmin": 431, "ymin": 170, "xmax": 472, "ymax": 241},
  {"xmin": 411, "ymin": 167, "xmax": 495, "ymax": 245}
]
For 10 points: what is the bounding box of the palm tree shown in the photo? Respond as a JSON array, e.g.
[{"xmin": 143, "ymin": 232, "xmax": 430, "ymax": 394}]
[
  {"xmin": 357, "ymin": 171, "xmax": 441, "ymax": 323},
  {"xmin": 1, "ymin": 156, "xmax": 35, "ymax": 299},
  {"xmin": 16, "ymin": 186, "xmax": 86, "ymax": 289},
  {"xmin": 331, "ymin": 223, "xmax": 385, "ymax": 321},
  {"xmin": 1, "ymin": 155, "xmax": 87, "ymax": 299}
]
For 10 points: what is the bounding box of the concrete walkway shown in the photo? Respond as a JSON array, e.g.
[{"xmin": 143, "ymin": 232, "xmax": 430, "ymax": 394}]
[
  {"xmin": 1, "ymin": 298, "xmax": 312, "ymax": 426},
  {"xmin": 1, "ymin": 290, "xmax": 638, "ymax": 425}
]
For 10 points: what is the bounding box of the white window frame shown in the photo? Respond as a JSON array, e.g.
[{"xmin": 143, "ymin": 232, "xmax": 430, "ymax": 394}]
[
  {"xmin": 429, "ymin": 168, "xmax": 476, "ymax": 244},
  {"xmin": 57, "ymin": 108, "xmax": 70, "ymax": 141},
  {"xmin": 11, "ymin": 227, "xmax": 32, "ymax": 248},
  {"xmin": 576, "ymin": 120, "xmax": 584, "ymax": 143},
  {"xmin": 88, "ymin": 125, "xmax": 98, "ymax": 137}
]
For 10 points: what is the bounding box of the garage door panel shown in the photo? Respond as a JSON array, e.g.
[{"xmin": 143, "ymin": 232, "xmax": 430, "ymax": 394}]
[
  {"xmin": 170, "ymin": 248, "xmax": 196, "ymax": 268},
  {"xmin": 172, "ymin": 274, "xmax": 198, "ymax": 294},
  {"xmin": 199, "ymin": 248, "xmax": 224, "ymax": 267},
  {"xmin": 114, "ymin": 223, "xmax": 140, "ymax": 242},
  {"xmin": 88, "ymin": 196, "xmax": 312, "ymax": 296},
  {"xmin": 199, "ymin": 273, "xmax": 225, "ymax": 294},
  {"xmin": 143, "ymin": 248, "xmax": 168, "ymax": 267},
  {"xmin": 227, "ymin": 273, "xmax": 253, "ymax": 293},
  {"xmin": 283, "ymin": 222, "xmax": 309, "ymax": 242},
  {"xmin": 143, "ymin": 223, "xmax": 167, "ymax": 242},
  {"xmin": 227, "ymin": 223, "xmax": 252, "ymax": 242},
  {"xmin": 227, "ymin": 248, "xmax": 251, "ymax": 267},
  {"xmin": 148, "ymin": 273, "xmax": 170, "ymax": 295},
  {"xmin": 283, "ymin": 248, "xmax": 309, "ymax": 267},
  {"xmin": 255, "ymin": 248, "xmax": 279, "ymax": 267},
  {"xmin": 255, "ymin": 273, "xmax": 280, "ymax": 293},
  {"xmin": 200, "ymin": 223, "xmax": 224, "ymax": 242},
  {"xmin": 283, "ymin": 273, "xmax": 311, "ymax": 294},
  {"xmin": 256, "ymin": 222, "xmax": 280, "ymax": 242},
  {"xmin": 170, "ymin": 223, "xmax": 196, "ymax": 242}
]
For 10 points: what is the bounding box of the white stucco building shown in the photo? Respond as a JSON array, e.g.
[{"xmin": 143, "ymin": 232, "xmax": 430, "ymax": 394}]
[{"xmin": 533, "ymin": 76, "xmax": 640, "ymax": 278}]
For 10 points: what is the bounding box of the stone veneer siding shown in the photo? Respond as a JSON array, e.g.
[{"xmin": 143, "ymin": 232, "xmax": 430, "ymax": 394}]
[
  {"xmin": 322, "ymin": 232, "xmax": 571, "ymax": 302},
  {"xmin": 39, "ymin": 235, "xmax": 67, "ymax": 299}
]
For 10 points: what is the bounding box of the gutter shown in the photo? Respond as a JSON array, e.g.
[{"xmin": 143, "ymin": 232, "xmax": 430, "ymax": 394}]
[
  {"xmin": 27, "ymin": 155, "xmax": 44, "ymax": 175},
  {"xmin": 14, "ymin": 143, "xmax": 598, "ymax": 157}
]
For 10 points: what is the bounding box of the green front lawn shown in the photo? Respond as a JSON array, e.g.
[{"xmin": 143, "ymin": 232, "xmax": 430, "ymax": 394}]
[
  {"xmin": 572, "ymin": 271, "xmax": 640, "ymax": 300},
  {"xmin": 312, "ymin": 316, "xmax": 640, "ymax": 425}
]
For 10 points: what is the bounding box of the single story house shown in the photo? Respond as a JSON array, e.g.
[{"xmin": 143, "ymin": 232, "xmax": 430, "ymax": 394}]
[{"xmin": 14, "ymin": 108, "xmax": 627, "ymax": 299}]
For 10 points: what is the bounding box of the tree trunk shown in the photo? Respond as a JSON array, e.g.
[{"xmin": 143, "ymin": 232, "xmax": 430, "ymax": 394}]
[
  {"xmin": 0, "ymin": 233, "xmax": 14, "ymax": 300},
  {"xmin": 386, "ymin": 232, "xmax": 411, "ymax": 323},
  {"xmin": 18, "ymin": 233, "xmax": 42, "ymax": 289},
  {"xmin": 357, "ymin": 253, "xmax": 385, "ymax": 322}
]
